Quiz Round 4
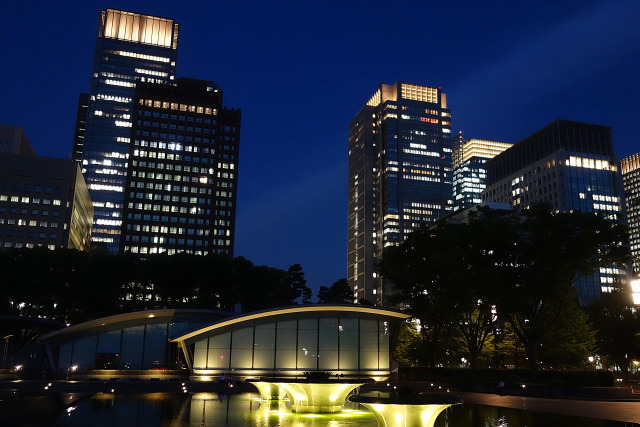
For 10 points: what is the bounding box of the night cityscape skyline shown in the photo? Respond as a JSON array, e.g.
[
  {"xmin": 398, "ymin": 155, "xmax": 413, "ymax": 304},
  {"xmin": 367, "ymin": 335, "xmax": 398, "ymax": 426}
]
[{"xmin": 3, "ymin": 1, "xmax": 640, "ymax": 295}]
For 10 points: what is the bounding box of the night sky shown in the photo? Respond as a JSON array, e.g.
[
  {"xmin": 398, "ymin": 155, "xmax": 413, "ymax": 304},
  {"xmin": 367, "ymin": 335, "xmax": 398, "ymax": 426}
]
[{"xmin": 2, "ymin": 1, "xmax": 640, "ymax": 295}]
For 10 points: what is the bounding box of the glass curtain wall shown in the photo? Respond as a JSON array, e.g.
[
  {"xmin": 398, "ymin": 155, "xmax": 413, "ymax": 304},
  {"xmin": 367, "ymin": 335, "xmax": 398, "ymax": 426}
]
[
  {"xmin": 55, "ymin": 317, "xmax": 201, "ymax": 372},
  {"xmin": 192, "ymin": 316, "xmax": 391, "ymax": 375}
]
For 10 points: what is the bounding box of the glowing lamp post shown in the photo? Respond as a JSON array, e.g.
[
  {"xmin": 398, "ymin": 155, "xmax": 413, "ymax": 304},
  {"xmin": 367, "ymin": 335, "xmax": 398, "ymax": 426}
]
[
  {"xmin": 67, "ymin": 365, "xmax": 78, "ymax": 381},
  {"xmin": 631, "ymin": 279, "xmax": 640, "ymax": 305},
  {"xmin": 3, "ymin": 334, "xmax": 13, "ymax": 369}
]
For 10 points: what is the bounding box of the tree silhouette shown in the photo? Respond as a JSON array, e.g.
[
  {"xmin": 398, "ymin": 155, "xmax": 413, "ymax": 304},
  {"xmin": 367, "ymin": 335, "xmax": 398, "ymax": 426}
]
[
  {"xmin": 317, "ymin": 278, "xmax": 353, "ymax": 303},
  {"xmin": 381, "ymin": 204, "xmax": 630, "ymax": 370}
]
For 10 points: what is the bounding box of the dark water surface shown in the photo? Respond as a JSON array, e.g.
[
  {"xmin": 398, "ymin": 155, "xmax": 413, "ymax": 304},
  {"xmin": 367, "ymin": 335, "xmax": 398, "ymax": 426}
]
[{"xmin": 5, "ymin": 392, "xmax": 639, "ymax": 427}]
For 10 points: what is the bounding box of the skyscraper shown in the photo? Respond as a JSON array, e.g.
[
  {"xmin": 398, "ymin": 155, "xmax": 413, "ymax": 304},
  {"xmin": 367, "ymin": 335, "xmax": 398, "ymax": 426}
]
[
  {"xmin": 621, "ymin": 153, "xmax": 640, "ymax": 273},
  {"xmin": 482, "ymin": 119, "xmax": 626, "ymax": 304},
  {"xmin": 452, "ymin": 133, "xmax": 512, "ymax": 211},
  {"xmin": 74, "ymin": 9, "xmax": 179, "ymax": 253},
  {"xmin": 120, "ymin": 78, "xmax": 241, "ymax": 256},
  {"xmin": 348, "ymin": 82, "xmax": 453, "ymax": 305}
]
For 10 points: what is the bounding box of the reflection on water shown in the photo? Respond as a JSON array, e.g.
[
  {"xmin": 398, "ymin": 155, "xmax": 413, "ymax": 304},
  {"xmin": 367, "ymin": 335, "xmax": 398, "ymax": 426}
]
[
  {"xmin": 44, "ymin": 392, "xmax": 376, "ymax": 427},
  {"xmin": 16, "ymin": 392, "xmax": 635, "ymax": 427}
]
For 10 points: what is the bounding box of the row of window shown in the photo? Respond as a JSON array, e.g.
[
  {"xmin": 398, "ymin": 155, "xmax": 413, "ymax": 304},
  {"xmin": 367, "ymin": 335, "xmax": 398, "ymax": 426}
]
[
  {"xmin": 0, "ymin": 207, "xmax": 61, "ymax": 217},
  {"xmin": 129, "ymin": 193, "xmax": 214, "ymax": 203},
  {"xmin": 131, "ymin": 159, "xmax": 235, "ymax": 182},
  {"xmin": 1, "ymin": 242, "xmax": 56, "ymax": 249},
  {"xmin": 125, "ymin": 213, "xmax": 230, "ymax": 227},
  {"xmin": 124, "ymin": 240, "xmax": 230, "ymax": 252},
  {"xmin": 135, "ymin": 142, "xmax": 211, "ymax": 153},
  {"xmin": 139, "ymin": 110, "xmax": 213, "ymax": 123},
  {"xmin": 126, "ymin": 200, "xmax": 231, "ymax": 213},
  {"xmin": 130, "ymin": 172, "xmax": 213, "ymax": 184},
  {"xmin": 137, "ymin": 119, "xmax": 232, "ymax": 137},
  {"xmin": 123, "ymin": 246, "xmax": 224, "ymax": 256},
  {"xmin": 131, "ymin": 160, "xmax": 235, "ymax": 179},
  {"xmin": 137, "ymin": 121, "xmax": 213, "ymax": 132},
  {"xmin": 0, "ymin": 218, "xmax": 60, "ymax": 227},
  {"xmin": 125, "ymin": 224, "xmax": 212, "ymax": 235},
  {"xmin": 128, "ymin": 183, "xmax": 211, "ymax": 195},
  {"xmin": 0, "ymin": 230, "xmax": 58, "ymax": 239},
  {"xmin": 1, "ymin": 184, "xmax": 63, "ymax": 195},
  {"xmin": 132, "ymin": 149, "xmax": 216, "ymax": 163},
  {"xmin": 138, "ymin": 99, "xmax": 218, "ymax": 115},
  {"xmin": 125, "ymin": 234, "xmax": 210, "ymax": 243},
  {"xmin": 0, "ymin": 195, "xmax": 62, "ymax": 205}
]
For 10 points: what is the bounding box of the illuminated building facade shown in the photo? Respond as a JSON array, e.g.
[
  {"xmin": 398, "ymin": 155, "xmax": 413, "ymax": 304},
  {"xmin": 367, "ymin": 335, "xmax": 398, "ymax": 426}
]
[
  {"xmin": 621, "ymin": 153, "xmax": 640, "ymax": 273},
  {"xmin": 348, "ymin": 82, "xmax": 452, "ymax": 305},
  {"xmin": 0, "ymin": 124, "xmax": 35, "ymax": 155},
  {"xmin": 74, "ymin": 9, "xmax": 178, "ymax": 253},
  {"xmin": 37, "ymin": 305, "xmax": 407, "ymax": 379},
  {"xmin": 482, "ymin": 119, "xmax": 626, "ymax": 304},
  {"xmin": 172, "ymin": 305, "xmax": 409, "ymax": 379},
  {"xmin": 452, "ymin": 133, "xmax": 512, "ymax": 211},
  {"xmin": 71, "ymin": 93, "xmax": 89, "ymax": 163},
  {"xmin": 39, "ymin": 309, "xmax": 230, "ymax": 372},
  {"xmin": 120, "ymin": 78, "xmax": 241, "ymax": 256},
  {"xmin": 0, "ymin": 153, "xmax": 93, "ymax": 252}
]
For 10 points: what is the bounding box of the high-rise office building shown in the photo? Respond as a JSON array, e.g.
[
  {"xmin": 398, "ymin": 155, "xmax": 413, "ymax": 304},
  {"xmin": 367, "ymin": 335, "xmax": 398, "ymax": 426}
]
[
  {"xmin": 74, "ymin": 9, "xmax": 179, "ymax": 253},
  {"xmin": 120, "ymin": 78, "xmax": 240, "ymax": 256},
  {"xmin": 482, "ymin": 119, "xmax": 626, "ymax": 304},
  {"xmin": 72, "ymin": 93, "xmax": 90, "ymax": 163},
  {"xmin": 348, "ymin": 82, "xmax": 453, "ymax": 305},
  {"xmin": 621, "ymin": 153, "xmax": 640, "ymax": 273},
  {"xmin": 0, "ymin": 153, "xmax": 93, "ymax": 252},
  {"xmin": 452, "ymin": 133, "xmax": 512, "ymax": 211},
  {"xmin": 0, "ymin": 125, "xmax": 35, "ymax": 155}
]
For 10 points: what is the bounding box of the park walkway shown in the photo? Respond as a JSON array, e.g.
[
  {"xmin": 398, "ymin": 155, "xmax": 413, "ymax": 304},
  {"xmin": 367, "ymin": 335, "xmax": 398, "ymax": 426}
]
[{"xmin": 460, "ymin": 392, "xmax": 640, "ymax": 424}]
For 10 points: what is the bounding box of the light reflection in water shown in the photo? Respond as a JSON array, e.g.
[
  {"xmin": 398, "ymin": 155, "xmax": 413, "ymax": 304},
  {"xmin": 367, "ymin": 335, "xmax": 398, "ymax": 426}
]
[
  {"xmin": 38, "ymin": 392, "xmax": 632, "ymax": 427},
  {"xmin": 190, "ymin": 392, "xmax": 376, "ymax": 426}
]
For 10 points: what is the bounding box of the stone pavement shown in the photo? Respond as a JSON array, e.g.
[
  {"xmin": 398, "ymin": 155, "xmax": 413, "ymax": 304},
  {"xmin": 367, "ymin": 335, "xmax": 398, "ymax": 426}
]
[{"xmin": 460, "ymin": 392, "xmax": 640, "ymax": 424}]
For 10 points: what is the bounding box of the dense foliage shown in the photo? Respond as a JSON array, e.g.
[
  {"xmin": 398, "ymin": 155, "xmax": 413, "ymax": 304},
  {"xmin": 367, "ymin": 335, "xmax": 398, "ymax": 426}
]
[
  {"xmin": 381, "ymin": 205, "xmax": 631, "ymax": 371},
  {"xmin": 588, "ymin": 285, "xmax": 640, "ymax": 381},
  {"xmin": 317, "ymin": 279, "xmax": 353, "ymax": 303},
  {"xmin": 0, "ymin": 247, "xmax": 316, "ymax": 323}
]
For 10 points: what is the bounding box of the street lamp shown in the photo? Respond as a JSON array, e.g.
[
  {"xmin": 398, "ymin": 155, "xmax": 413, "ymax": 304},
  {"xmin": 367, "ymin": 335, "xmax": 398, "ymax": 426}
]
[
  {"xmin": 3, "ymin": 335, "xmax": 13, "ymax": 369},
  {"xmin": 66, "ymin": 365, "xmax": 78, "ymax": 381},
  {"xmin": 630, "ymin": 279, "xmax": 640, "ymax": 305}
]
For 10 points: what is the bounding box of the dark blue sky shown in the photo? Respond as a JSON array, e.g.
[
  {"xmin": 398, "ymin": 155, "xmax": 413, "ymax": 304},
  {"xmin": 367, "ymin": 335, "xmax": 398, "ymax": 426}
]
[{"xmin": 2, "ymin": 1, "xmax": 640, "ymax": 295}]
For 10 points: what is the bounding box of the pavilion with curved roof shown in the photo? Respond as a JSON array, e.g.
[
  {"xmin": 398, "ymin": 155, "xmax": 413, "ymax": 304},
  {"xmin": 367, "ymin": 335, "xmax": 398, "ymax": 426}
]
[
  {"xmin": 170, "ymin": 305, "xmax": 410, "ymax": 379},
  {"xmin": 39, "ymin": 309, "xmax": 231, "ymax": 375}
]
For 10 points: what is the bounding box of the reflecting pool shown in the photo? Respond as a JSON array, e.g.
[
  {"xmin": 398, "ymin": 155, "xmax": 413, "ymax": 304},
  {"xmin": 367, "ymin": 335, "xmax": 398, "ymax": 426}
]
[{"xmin": 7, "ymin": 392, "xmax": 637, "ymax": 426}]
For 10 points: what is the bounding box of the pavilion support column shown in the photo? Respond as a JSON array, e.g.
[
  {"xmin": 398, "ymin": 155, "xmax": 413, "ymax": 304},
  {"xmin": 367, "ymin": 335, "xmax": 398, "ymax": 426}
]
[{"xmin": 179, "ymin": 341, "xmax": 193, "ymax": 373}]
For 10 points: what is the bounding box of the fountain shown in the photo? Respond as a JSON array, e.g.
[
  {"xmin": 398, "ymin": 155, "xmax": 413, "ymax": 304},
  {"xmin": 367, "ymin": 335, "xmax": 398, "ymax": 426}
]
[
  {"xmin": 247, "ymin": 372, "xmax": 370, "ymax": 413},
  {"xmin": 349, "ymin": 389, "xmax": 462, "ymax": 427}
]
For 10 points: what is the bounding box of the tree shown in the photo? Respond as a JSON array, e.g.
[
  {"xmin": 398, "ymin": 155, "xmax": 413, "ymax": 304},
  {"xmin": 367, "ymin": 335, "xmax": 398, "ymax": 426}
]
[
  {"xmin": 317, "ymin": 279, "xmax": 353, "ymax": 303},
  {"xmin": 380, "ymin": 204, "xmax": 630, "ymax": 371},
  {"xmin": 0, "ymin": 248, "xmax": 307, "ymax": 321},
  {"xmin": 540, "ymin": 289, "xmax": 596, "ymax": 369},
  {"xmin": 393, "ymin": 321, "xmax": 430, "ymax": 367},
  {"xmin": 493, "ymin": 321, "xmax": 527, "ymax": 368},
  {"xmin": 282, "ymin": 264, "xmax": 312, "ymax": 304},
  {"xmin": 380, "ymin": 210, "xmax": 510, "ymax": 368},
  {"xmin": 496, "ymin": 205, "xmax": 630, "ymax": 371},
  {"xmin": 589, "ymin": 285, "xmax": 640, "ymax": 382}
]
